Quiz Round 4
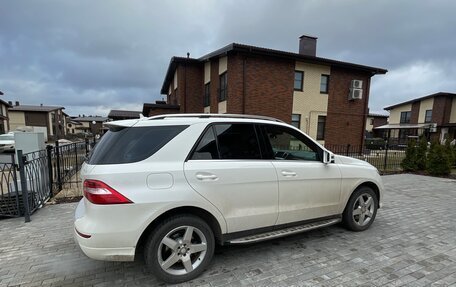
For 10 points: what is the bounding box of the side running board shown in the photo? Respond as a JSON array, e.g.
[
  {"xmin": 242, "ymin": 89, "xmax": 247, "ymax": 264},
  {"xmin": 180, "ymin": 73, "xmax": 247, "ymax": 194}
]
[{"xmin": 228, "ymin": 218, "xmax": 341, "ymax": 244}]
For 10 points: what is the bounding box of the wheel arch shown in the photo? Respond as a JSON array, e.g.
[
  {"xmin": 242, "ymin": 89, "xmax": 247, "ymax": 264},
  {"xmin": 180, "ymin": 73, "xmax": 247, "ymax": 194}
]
[
  {"xmin": 352, "ymin": 181, "xmax": 381, "ymax": 208},
  {"xmin": 135, "ymin": 206, "xmax": 223, "ymax": 258}
]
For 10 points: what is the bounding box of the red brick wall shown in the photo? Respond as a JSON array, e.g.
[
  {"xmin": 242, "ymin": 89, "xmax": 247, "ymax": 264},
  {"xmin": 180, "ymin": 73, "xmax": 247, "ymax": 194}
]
[
  {"xmin": 325, "ymin": 67, "xmax": 372, "ymax": 147},
  {"xmin": 227, "ymin": 54, "xmax": 294, "ymax": 123},
  {"xmin": 410, "ymin": 101, "xmax": 420, "ymax": 124},
  {"xmin": 181, "ymin": 64, "xmax": 203, "ymax": 113},
  {"xmin": 432, "ymin": 95, "xmax": 453, "ymax": 125},
  {"xmin": 372, "ymin": 117, "xmax": 387, "ymax": 128},
  {"xmin": 148, "ymin": 108, "xmax": 180, "ymax": 117}
]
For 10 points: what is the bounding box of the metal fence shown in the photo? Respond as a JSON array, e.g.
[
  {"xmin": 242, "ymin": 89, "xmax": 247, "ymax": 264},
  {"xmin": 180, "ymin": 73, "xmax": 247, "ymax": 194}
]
[
  {"xmin": 325, "ymin": 144, "xmax": 407, "ymax": 173},
  {"xmin": 0, "ymin": 140, "xmax": 92, "ymax": 221}
]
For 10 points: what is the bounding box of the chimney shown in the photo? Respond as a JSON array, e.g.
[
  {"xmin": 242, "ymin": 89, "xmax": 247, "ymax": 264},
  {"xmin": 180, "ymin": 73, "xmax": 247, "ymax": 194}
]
[
  {"xmin": 15, "ymin": 101, "xmax": 19, "ymax": 106},
  {"xmin": 8, "ymin": 101, "xmax": 12, "ymax": 106},
  {"xmin": 299, "ymin": 35, "xmax": 318, "ymax": 57}
]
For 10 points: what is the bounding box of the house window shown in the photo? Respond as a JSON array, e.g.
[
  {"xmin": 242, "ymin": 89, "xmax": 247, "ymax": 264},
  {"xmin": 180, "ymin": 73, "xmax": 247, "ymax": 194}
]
[
  {"xmin": 400, "ymin": 111, "xmax": 411, "ymax": 124},
  {"xmin": 204, "ymin": 83, "xmax": 210, "ymax": 107},
  {"xmin": 424, "ymin": 110, "xmax": 432, "ymax": 123},
  {"xmin": 370, "ymin": 118, "xmax": 374, "ymax": 125},
  {"xmin": 291, "ymin": 114, "xmax": 301, "ymax": 129},
  {"xmin": 317, "ymin": 116, "xmax": 326, "ymax": 140},
  {"xmin": 218, "ymin": 73, "xmax": 227, "ymax": 101},
  {"xmin": 294, "ymin": 71, "xmax": 304, "ymax": 91},
  {"xmin": 320, "ymin": 74, "xmax": 329, "ymax": 94}
]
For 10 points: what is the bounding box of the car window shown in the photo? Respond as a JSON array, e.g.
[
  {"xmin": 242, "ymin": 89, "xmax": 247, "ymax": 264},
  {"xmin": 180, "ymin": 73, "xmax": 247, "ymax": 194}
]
[
  {"xmin": 263, "ymin": 125, "xmax": 320, "ymax": 161},
  {"xmin": 215, "ymin": 124, "xmax": 262, "ymax": 160},
  {"xmin": 190, "ymin": 123, "xmax": 262, "ymax": 160},
  {"xmin": 191, "ymin": 127, "xmax": 219, "ymax": 160},
  {"xmin": 87, "ymin": 125, "xmax": 188, "ymax": 165}
]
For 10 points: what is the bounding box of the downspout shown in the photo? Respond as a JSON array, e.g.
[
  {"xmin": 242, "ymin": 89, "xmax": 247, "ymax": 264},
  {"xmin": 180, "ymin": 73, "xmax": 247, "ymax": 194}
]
[
  {"xmin": 361, "ymin": 75, "xmax": 372, "ymax": 150},
  {"xmin": 184, "ymin": 64, "xmax": 187, "ymax": 113},
  {"xmin": 242, "ymin": 56, "xmax": 246, "ymax": 114}
]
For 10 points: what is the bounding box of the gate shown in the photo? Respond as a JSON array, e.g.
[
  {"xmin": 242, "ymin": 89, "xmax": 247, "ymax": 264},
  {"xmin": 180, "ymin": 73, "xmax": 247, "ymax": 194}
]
[{"xmin": 0, "ymin": 140, "xmax": 92, "ymax": 222}]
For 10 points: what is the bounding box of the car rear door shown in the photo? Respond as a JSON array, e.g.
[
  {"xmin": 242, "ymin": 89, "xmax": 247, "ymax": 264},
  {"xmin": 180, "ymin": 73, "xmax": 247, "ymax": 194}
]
[
  {"xmin": 184, "ymin": 123, "xmax": 279, "ymax": 233},
  {"xmin": 260, "ymin": 124, "xmax": 342, "ymax": 225}
]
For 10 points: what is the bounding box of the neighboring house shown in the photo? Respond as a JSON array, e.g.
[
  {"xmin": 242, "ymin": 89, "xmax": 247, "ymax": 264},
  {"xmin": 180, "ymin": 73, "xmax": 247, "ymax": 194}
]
[
  {"xmin": 142, "ymin": 101, "xmax": 180, "ymax": 117},
  {"xmin": 8, "ymin": 102, "xmax": 66, "ymax": 140},
  {"xmin": 365, "ymin": 113, "xmax": 389, "ymax": 138},
  {"xmin": 66, "ymin": 118, "xmax": 83, "ymax": 135},
  {"xmin": 69, "ymin": 116, "xmax": 109, "ymax": 135},
  {"xmin": 108, "ymin": 110, "xmax": 141, "ymax": 121},
  {"xmin": 376, "ymin": 92, "xmax": 456, "ymax": 144},
  {"xmin": 0, "ymin": 99, "xmax": 11, "ymax": 134},
  {"xmin": 158, "ymin": 35, "xmax": 387, "ymax": 147}
]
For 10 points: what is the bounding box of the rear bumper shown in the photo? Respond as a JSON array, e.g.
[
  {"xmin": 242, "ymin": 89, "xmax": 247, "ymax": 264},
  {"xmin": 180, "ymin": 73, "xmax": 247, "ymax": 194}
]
[
  {"xmin": 73, "ymin": 199, "xmax": 144, "ymax": 262},
  {"xmin": 74, "ymin": 228, "xmax": 135, "ymax": 261}
]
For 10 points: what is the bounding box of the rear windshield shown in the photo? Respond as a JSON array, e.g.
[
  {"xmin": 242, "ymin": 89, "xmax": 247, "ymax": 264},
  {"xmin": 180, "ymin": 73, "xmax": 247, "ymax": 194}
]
[{"xmin": 87, "ymin": 125, "xmax": 188, "ymax": 165}]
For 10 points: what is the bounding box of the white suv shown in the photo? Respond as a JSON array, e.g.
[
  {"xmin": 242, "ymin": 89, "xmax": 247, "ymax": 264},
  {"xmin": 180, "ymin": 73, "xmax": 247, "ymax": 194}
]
[{"xmin": 74, "ymin": 114, "xmax": 383, "ymax": 283}]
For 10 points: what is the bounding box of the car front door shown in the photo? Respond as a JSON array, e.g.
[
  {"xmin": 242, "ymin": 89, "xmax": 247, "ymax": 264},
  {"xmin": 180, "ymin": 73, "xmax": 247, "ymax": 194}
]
[
  {"xmin": 260, "ymin": 124, "xmax": 342, "ymax": 225},
  {"xmin": 184, "ymin": 123, "xmax": 279, "ymax": 233}
]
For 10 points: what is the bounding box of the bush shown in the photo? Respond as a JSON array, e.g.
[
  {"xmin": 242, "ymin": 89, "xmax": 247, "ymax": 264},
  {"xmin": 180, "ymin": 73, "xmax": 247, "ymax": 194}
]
[
  {"xmin": 365, "ymin": 138, "xmax": 386, "ymax": 150},
  {"xmin": 401, "ymin": 140, "xmax": 418, "ymax": 171},
  {"xmin": 427, "ymin": 142, "xmax": 451, "ymax": 176},
  {"xmin": 416, "ymin": 136, "xmax": 428, "ymax": 170}
]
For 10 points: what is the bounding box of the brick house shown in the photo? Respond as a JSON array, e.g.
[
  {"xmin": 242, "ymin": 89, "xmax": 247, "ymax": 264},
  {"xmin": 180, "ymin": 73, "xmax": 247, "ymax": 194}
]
[
  {"xmin": 108, "ymin": 110, "xmax": 141, "ymax": 121},
  {"xmin": 68, "ymin": 116, "xmax": 109, "ymax": 135},
  {"xmin": 366, "ymin": 113, "xmax": 389, "ymax": 138},
  {"xmin": 157, "ymin": 36, "xmax": 387, "ymax": 147},
  {"xmin": 376, "ymin": 92, "xmax": 456, "ymax": 144},
  {"xmin": 8, "ymin": 102, "xmax": 66, "ymax": 139}
]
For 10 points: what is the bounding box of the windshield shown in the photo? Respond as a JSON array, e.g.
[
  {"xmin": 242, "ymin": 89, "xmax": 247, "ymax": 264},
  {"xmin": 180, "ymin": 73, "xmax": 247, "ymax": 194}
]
[{"xmin": 0, "ymin": 134, "xmax": 14, "ymax": 141}]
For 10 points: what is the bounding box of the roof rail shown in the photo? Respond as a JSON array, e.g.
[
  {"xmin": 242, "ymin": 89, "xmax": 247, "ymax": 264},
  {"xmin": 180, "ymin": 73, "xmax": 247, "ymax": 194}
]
[{"xmin": 147, "ymin": 113, "xmax": 284, "ymax": 123}]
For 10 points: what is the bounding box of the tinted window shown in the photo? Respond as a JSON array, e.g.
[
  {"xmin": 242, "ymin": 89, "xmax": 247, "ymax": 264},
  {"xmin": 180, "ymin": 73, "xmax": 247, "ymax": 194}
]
[
  {"xmin": 264, "ymin": 125, "xmax": 320, "ymax": 161},
  {"xmin": 215, "ymin": 124, "xmax": 261, "ymax": 160},
  {"xmin": 191, "ymin": 127, "xmax": 219, "ymax": 160},
  {"xmin": 87, "ymin": 125, "xmax": 188, "ymax": 165}
]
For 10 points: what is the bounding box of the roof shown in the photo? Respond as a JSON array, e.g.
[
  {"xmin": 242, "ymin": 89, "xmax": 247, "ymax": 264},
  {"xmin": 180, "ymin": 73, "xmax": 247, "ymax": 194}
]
[
  {"xmin": 368, "ymin": 113, "xmax": 389, "ymax": 118},
  {"xmin": 71, "ymin": 116, "xmax": 109, "ymax": 122},
  {"xmin": 108, "ymin": 110, "xmax": 141, "ymax": 119},
  {"xmin": 8, "ymin": 105, "xmax": 64, "ymax": 112},
  {"xmin": 0, "ymin": 99, "xmax": 11, "ymax": 107},
  {"xmin": 374, "ymin": 123, "xmax": 433, "ymax": 130},
  {"xmin": 161, "ymin": 42, "xmax": 388, "ymax": 94},
  {"xmin": 384, "ymin": 92, "xmax": 456, "ymax": 110}
]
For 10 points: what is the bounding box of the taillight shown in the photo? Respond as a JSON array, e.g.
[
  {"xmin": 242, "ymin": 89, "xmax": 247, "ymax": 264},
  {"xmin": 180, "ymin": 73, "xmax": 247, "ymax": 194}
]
[{"xmin": 83, "ymin": 180, "xmax": 133, "ymax": 204}]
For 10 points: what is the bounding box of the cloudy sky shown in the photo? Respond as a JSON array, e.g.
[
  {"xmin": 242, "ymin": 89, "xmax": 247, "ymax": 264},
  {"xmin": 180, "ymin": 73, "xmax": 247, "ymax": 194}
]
[{"xmin": 1, "ymin": 0, "xmax": 455, "ymax": 116}]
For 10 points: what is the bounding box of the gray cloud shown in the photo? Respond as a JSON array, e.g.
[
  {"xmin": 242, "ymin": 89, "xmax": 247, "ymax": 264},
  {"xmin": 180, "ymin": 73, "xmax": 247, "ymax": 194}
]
[{"xmin": 0, "ymin": 0, "xmax": 455, "ymax": 116}]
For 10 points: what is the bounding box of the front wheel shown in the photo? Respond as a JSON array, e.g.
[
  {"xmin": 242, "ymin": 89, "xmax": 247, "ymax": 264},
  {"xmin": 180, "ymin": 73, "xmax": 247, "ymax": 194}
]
[
  {"xmin": 343, "ymin": 187, "xmax": 378, "ymax": 231},
  {"xmin": 144, "ymin": 215, "xmax": 215, "ymax": 284}
]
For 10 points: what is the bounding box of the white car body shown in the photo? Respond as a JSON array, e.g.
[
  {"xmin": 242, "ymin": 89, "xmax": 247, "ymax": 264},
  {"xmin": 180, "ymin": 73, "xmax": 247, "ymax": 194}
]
[{"xmin": 74, "ymin": 114, "xmax": 383, "ymax": 265}]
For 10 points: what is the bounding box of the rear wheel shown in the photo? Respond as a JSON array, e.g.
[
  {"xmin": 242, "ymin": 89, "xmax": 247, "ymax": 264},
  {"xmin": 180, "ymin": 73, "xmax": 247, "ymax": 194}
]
[
  {"xmin": 343, "ymin": 187, "xmax": 378, "ymax": 231},
  {"xmin": 144, "ymin": 215, "xmax": 214, "ymax": 284}
]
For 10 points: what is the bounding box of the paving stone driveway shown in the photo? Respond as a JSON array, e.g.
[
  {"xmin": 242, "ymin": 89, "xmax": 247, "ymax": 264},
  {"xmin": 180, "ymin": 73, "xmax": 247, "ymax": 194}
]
[{"xmin": 1, "ymin": 174, "xmax": 455, "ymax": 287}]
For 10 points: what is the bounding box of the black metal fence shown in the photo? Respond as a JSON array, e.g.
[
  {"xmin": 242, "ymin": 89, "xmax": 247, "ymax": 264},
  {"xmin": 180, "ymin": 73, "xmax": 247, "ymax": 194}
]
[
  {"xmin": 0, "ymin": 140, "xmax": 93, "ymax": 221},
  {"xmin": 325, "ymin": 144, "xmax": 407, "ymax": 173}
]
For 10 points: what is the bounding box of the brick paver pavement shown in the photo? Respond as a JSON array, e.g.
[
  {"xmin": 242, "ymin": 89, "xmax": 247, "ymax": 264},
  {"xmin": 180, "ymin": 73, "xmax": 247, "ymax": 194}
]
[{"xmin": 0, "ymin": 174, "xmax": 455, "ymax": 286}]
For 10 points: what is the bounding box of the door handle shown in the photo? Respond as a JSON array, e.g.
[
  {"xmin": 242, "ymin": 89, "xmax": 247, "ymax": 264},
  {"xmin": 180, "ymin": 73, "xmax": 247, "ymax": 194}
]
[
  {"xmin": 281, "ymin": 170, "xmax": 297, "ymax": 177},
  {"xmin": 196, "ymin": 173, "xmax": 218, "ymax": 181}
]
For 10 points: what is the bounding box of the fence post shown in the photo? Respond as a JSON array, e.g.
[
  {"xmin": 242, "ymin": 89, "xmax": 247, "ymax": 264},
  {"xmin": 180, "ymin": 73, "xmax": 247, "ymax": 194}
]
[
  {"xmin": 55, "ymin": 140, "xmax": 62, "ymax": 192},
  {"xmin": 383, "ymin": 140, "xmax": 389, "ymax": 172},
  {"xmin": 46, "ymin": 145, "xmax": 54, "ymax": 198},
  {"xmin": 74, "ymin": 143, "xmax": 78, "ymax": 170},
  {"xmin": 17, "ymin": 150, "xmax": 31, "ymax": 223},
  {"xmin": 346, "ymin": 144, "xmax": 351, "ymax": 156},
  {"xmin": 85, "ymin": 138, "xmax": 89, "ymax": 155}
]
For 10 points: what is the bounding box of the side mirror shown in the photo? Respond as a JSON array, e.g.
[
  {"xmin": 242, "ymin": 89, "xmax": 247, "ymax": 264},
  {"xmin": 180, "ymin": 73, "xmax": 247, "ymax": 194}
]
[{"xmin": 322, "ymin": 150, "xmax": 335, "ymax": 164}]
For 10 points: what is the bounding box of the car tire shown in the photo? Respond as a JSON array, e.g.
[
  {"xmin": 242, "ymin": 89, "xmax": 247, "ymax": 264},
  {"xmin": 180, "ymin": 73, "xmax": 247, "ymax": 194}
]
[
  {"xmin": 343, "ymin": 186, "xmax": 378, "ymax": 232},
  {"xmin": 144, "ymin": 215, "xmax": 215, "ymax": 284}
]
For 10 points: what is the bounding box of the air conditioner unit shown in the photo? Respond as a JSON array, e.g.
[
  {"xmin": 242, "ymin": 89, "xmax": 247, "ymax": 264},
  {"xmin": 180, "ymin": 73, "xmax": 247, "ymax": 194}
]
[
  {"xmin": 429, "ymin": 123, "xmax": 437, "ymax": 133},
  {"xmin": 351, "ymin": 80, "xmax": 363, "ymax": 89},
  {"xmin": 349, "ymin": 88, "xmax": 363, "ymax": 100}
]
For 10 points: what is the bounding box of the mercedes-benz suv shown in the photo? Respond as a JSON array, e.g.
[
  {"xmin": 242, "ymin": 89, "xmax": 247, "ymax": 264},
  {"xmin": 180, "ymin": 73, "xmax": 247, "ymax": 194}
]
[{"xmin": 74, "ymin": 114, "xmax": 383, "ymax": 283}]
